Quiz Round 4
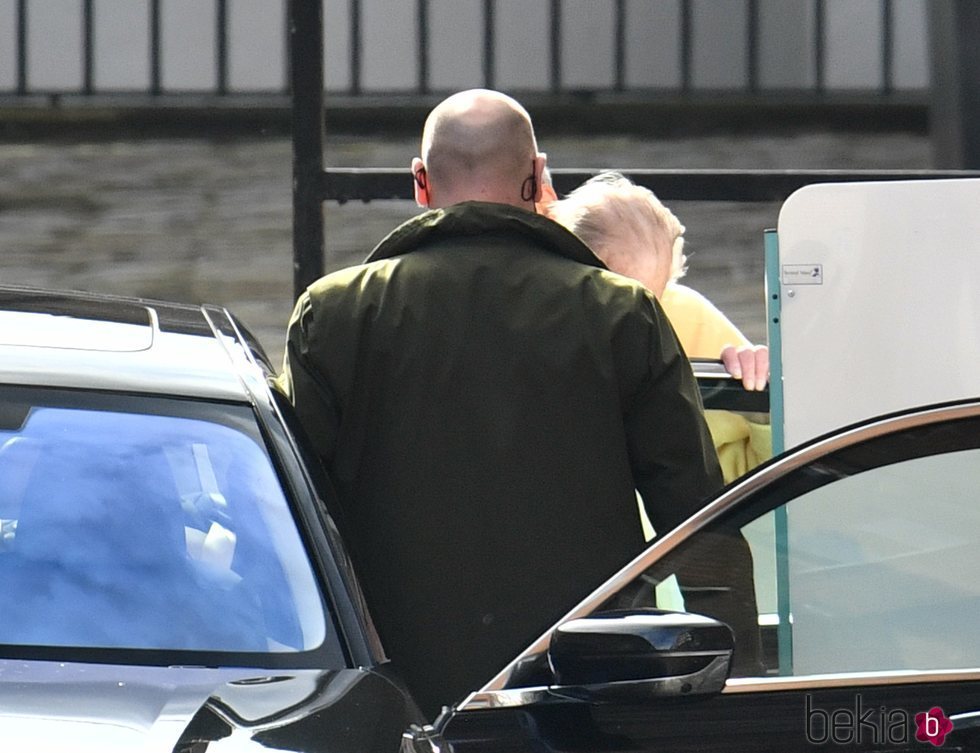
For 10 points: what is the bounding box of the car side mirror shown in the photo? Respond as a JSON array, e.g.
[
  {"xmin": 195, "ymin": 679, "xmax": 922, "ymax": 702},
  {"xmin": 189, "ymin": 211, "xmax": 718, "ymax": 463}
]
[{"xmin": 547, "ymin": 609, "xmax": 733, "ymax": 703}]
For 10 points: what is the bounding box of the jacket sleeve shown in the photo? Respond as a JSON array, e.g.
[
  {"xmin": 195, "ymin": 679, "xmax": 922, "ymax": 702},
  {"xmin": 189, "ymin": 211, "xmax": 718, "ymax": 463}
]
[
  {"xmin": 623, "ymin": 297, "xmax": 724, "ymax": 537},
  {"xmin": 273, "ymin": 292, "xmax": 343, "ymax": 466}
]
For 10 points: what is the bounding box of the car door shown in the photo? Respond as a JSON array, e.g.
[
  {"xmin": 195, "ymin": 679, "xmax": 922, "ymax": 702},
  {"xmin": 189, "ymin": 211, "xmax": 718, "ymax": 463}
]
[{"xmin": 426, "ymin": 400, "xmax": 980, "ymax": 753}]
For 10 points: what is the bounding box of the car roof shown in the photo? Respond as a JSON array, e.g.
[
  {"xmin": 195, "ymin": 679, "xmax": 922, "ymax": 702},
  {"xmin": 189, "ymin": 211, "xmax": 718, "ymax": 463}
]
[{"xmin": 0, "ymin": 285, "xmax": 270, "ymax": 402}]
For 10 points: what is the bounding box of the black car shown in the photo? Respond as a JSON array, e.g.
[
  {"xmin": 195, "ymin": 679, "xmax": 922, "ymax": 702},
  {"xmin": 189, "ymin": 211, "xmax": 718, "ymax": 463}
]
[{"xmin": 1, "ymin": 285, "xmax": 977, "ymax": 752}]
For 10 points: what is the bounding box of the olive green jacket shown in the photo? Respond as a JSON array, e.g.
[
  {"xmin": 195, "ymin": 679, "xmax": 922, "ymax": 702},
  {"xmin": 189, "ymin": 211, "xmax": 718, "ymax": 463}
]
[{"xmin": 276, "ymin": 201, "xmax": 722, "ymax": 716}]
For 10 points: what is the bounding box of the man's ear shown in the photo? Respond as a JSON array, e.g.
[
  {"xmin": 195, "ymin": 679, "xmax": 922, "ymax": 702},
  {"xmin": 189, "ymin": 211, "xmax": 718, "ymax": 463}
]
[
  {"xmin": 532, "ymin": 153, "xmax": 547, "ymax": 203},
  {"xmin": 412, "ymin": 158, "xmax": 430, "ymax": 208}
]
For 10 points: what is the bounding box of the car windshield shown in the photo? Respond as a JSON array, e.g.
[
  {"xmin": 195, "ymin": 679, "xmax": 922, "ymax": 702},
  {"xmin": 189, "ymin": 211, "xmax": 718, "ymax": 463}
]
[{"xmin": 0, "ymin": 387, "xmax": 326, "ymax": 655}]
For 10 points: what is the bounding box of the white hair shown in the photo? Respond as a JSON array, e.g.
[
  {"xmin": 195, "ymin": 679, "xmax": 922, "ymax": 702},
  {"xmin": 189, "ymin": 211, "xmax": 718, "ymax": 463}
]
[{"xmin": 548, "ymin": 171, "xmax": 687, "ymax": 283}]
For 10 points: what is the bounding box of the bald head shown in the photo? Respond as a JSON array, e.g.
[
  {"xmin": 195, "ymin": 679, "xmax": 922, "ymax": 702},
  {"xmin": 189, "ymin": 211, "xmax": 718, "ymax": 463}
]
[{"xmin": 413, "ymin": 89, "xmax": 545, "ymax": 209}]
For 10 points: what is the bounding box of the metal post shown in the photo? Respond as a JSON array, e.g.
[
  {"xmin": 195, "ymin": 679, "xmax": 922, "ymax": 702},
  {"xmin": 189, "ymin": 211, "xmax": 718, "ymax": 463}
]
[
  {"xmin": 290, "ymin": 0, "xmax": 326, "ymax": 299},
  {"xmin": 747, "ymin": 0, "xmax": 759, "ymax": 93},
  {"xmin": 813, "ymin": 0, "xmax": 825, "ymax": 94},
  {"xmin": 417, "ymin": 0, "xmax": 429, "ymax": 94},
  {"xmin": 216, "ymin": 0, "xmax": 228, "ymax": 96},
  {"xmin": 483, "ymin": 0, "xmax": 495, "ymax": 89},
  {"xmin": 679, "ymin": 0, "xmax": 692, "ymax": 93},
  {"xmin": 929, "ymin": 0, "xmax": 980, "ymax": 168},
  {"xmin": 16, "ymin": 0, "xmax": 27, "ymax": 95},
  {"xmin": 613, "ymin": 0, "xmax": 625, "ymax": 92},
  {"xmin": 150, "ymin": 0, "xmax": 162, "ymax": 95},
  {"xmin": 83, "ymin": 0, "xmax": 94, "ymax": 95},
  {"xmin": 350, "ymin": 0, "xmax": 362, "ymax": 95},
  {"xmin": 549, "ymin": 0, "xmax": 561, "ymax": 94},
  {"xmin": 881, "ymin": 0, "xmax": 893, "ymax": 95}
]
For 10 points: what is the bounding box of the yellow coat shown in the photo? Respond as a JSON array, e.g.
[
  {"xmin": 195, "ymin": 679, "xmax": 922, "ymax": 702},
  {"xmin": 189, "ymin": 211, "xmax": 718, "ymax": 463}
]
[
  {"xmin": 659, "ymin": 283, "xmax": 749, "ymax": 358},
  {"xmin": 660, "ymin": 283, "xmax": 772, "ymax": 485}
]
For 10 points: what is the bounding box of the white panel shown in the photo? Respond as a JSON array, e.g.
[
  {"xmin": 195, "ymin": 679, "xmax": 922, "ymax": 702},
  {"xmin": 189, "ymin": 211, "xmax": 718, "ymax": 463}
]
[
  {"xmin": 429, "ymin": 0, "xmax": 483, "ymax": 91},
  {"xmin": 361, "ymin": 0, "xmax": 415, "ymax": 91},
  {"xmin": 776, "ymin": 179, "xmax": 980, "ymax": 448},
  {"xmin": 228, "ymin": 0, "xmax": 285, "ymax": 91},
  {"xmin": 757, "ymin": 0, "xmax": 815, "ymax": 89},
  {"xmin": 162, "ymin": 0, "xmax": 216, "ymax": 90},
  {"xmin": 27, "ymin": 0, "xmax": 83, "ymax": 90},
  {"xmin": 824, "ymin": 0, "xmax": 881, "ymax": 89},
  {"xmin": 561, "ymin": 0, "xmax": 614, "ymax": 89},
  {"xmin": 692, "ymin": 0, "xmax": 747, "ymax": 89},
  {"xmin": 624, "ymin": 0, "xmax": 681, "ymax": 89},
  {"xmin": 324, "ymin": 0, "xmax": 351, "ymax": 91},
  {"xmin": 0, "ymin": 0, "xmax": 17, "ymax": 89},
  {"xmin": 892, "ymin": 0, "xmax": 928, "ymax": 89},
  {"xmin": 494, "ymin": 0, "xmax": 549, "ymax": 91},
  {"xmin": 94, "ymin": 0, "xmax": 149, "ymax": 91}
]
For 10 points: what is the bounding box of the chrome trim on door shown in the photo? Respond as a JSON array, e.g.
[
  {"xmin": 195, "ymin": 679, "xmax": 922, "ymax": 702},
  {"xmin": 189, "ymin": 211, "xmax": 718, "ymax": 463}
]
[
  {"xmin": 723, "ymin": 668, "xmax": 980, "ymax": 694},
  {"xmin": 460, "ymin": 687, "xmax": 554, "ymax": 710}
]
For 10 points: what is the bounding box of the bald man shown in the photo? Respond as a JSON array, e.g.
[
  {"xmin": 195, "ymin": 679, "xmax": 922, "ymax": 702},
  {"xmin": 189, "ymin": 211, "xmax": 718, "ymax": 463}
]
[
  {"xmin": 410, "ymin": 89, "xmax": 545, "ymax": 207},
  {"xmin": 277, "ymin": 90, "xmax": 722, "ymax": 717}
]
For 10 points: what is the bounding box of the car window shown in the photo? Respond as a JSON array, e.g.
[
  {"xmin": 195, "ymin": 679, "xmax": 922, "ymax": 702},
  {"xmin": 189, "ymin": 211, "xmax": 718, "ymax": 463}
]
[
  {"xmin": 604, "ymin": 412, "xmax": 980, "ymax": 679},
  {"xmin": 0, "ymin": 388, "xmax": 327, "ymax": 656}
]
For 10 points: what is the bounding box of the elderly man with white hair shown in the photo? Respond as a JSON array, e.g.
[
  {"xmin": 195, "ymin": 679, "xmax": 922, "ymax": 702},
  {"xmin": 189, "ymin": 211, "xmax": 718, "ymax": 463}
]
[
  {"xmin": 548, "ymin": 171, "xmax": 769, "ymax": 391},
  {"xmin": 548, "ymin": 172, "xmax": 773, "ymax": 483}
]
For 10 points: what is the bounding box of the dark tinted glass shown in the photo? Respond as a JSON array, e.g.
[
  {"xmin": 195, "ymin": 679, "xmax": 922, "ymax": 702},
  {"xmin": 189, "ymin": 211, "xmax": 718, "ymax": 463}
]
[{"xmin": 604, "ymin": 410, "xmax": 980, "ymax": 678}]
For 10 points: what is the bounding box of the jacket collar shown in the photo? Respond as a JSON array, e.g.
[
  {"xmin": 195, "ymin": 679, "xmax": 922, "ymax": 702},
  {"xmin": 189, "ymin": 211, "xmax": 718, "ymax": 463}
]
[{"xmin": 364, "ymin": 201, "xmax": 607, "ymax": 269}]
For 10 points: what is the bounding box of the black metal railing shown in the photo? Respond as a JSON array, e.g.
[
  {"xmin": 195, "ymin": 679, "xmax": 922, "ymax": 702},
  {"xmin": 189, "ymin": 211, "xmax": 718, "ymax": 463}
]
[
  {"xmin": 283, "ymin": 0, "xmax": 966, "ymax": 302},
  {"xmin": 4, "ymin": 0, "xmax": 917, "ymax": 99},
  {"xmin": 6, "ymin": 0, "xmax": 288, "ymax": 98},
  {"xmin": 317, "ymin": 167, "xmax": 980, "ymax": 205}
]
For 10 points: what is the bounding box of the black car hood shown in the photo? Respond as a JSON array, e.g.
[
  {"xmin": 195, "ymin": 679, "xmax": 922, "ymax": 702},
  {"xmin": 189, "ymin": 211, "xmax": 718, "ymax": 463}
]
[{"xmin": 0, "ymin": 659, "xmax": 415, "ymax": 752}]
